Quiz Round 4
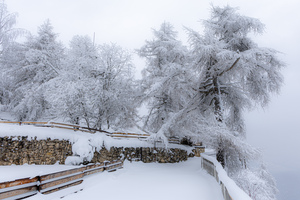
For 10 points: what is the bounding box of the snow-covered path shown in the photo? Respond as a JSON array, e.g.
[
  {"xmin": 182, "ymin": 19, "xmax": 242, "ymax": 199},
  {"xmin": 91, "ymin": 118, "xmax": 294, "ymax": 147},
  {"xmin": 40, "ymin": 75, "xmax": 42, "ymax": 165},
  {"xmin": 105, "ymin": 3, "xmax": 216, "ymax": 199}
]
[{"xmin": 23, "ymin": 158, "xmax": 223, "ymax": 200}]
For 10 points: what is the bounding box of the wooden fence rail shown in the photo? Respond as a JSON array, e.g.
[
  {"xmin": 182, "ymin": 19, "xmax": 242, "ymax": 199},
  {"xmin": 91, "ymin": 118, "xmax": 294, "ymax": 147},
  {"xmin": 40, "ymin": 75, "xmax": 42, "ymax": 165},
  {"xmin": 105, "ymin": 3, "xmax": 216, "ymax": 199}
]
[
  {"xmin": 0, "ymin": 160, "xmax": 123, "ymax": 200},
  {"xmin": 0, "ymin": 177, "xmax": 38, "ymax": 200},
  {"xmin": 0, "ymin": 121, "xmax": 150, "ymax": 139},
  {"xmin": 110, "ymin": 132, "xmax": 150, "ymax": 139}
]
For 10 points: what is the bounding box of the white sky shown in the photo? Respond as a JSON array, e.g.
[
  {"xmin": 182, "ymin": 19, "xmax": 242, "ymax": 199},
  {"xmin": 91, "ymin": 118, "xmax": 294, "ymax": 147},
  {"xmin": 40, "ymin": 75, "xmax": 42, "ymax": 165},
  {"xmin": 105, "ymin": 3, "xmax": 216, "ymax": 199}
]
[{"xmin": 5, "ymin": 0, "xmax": 300, "ymax": 199}]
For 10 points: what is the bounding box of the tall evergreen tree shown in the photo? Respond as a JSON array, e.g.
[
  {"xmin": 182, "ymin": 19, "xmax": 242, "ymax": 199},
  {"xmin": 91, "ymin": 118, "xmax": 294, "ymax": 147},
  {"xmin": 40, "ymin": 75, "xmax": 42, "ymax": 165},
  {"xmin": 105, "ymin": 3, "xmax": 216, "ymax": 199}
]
[
  {"xmin": 9, "ymin": 20, "xmax": 64, "ymax": 120},
  {"xmin": 0, "ymin": 2, "xmax": 24, "ymax": 106},
  {"xmin": 186, "ymin": 5, "xmax": 284, "ymax": 167},
  {"xmin": 138, "ymin": 22, "xmax": 192, "ymax": 137},
  {"xmin": 0, "ymin": 2, "xmax": 24, "ymax": 56}
]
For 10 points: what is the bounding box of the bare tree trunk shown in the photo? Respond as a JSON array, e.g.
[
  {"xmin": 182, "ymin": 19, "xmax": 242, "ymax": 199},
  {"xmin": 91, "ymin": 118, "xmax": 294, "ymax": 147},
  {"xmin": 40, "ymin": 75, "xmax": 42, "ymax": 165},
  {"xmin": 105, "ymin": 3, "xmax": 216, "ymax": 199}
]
[{"xmin": 217, "ymin": 146, "xmax": 225, "ymax": 167}]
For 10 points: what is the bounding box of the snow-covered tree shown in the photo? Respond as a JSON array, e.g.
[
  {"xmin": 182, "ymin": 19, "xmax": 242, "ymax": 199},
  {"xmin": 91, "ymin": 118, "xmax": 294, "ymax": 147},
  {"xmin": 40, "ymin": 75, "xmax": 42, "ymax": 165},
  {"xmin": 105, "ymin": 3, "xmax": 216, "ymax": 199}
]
[
  {"xmin": 23, "ymin": 19, "xmax": 63, "ymax": 81},
  {"xmin": 0, "ymin": 2, "xmax": 25, "ymax": 106},
  {"xmin": 4, "ymin": 20, "xmax": 64, "ymax": 120},
  {"xmin": 186, "ymin": 5, "xmax": 284, "ymax": 167},
  {"xmin": 138, "ymin": 22, "xmax": 193, "ymax": 137},
  {"xmin": 137, "ymin": 6, "xmax": 282, "ymax": 199},
  {"xmin": 0, "ymin": 2, "xmax": 24, "ymax": 56},
  {"xmin": 48, "ymin": 36, "xmax": 137, "ymax": 129},
  {"xmin": 95, "ymin": 43, "xmax": 137, "ymax": 129},
  {"xmin": 52, "ymin": 35, "xmax": 99, "ymax": 125}
]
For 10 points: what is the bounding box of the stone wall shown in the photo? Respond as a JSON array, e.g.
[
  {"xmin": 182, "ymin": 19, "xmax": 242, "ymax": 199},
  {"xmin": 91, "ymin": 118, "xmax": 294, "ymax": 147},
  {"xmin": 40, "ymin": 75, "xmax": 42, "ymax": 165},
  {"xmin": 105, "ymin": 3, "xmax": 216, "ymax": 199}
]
[
  {"xmin": 0, "ymin": 136, "xmax": 72, "ymax": 165},
  {"xmin": 0, "ymin": 137, "xmax": 202, "ymax": 165},
  {"xmin": 91, "ymin": 147, "xmax": 192, "ymax": 163}
]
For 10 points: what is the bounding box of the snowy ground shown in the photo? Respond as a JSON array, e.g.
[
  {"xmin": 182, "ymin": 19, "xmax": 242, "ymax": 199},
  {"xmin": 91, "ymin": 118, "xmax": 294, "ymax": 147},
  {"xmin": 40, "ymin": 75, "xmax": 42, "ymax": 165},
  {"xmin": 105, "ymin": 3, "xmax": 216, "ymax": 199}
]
[{"xmin": 2, "ymin": 158, "xmax": 223, "ymax": 200}]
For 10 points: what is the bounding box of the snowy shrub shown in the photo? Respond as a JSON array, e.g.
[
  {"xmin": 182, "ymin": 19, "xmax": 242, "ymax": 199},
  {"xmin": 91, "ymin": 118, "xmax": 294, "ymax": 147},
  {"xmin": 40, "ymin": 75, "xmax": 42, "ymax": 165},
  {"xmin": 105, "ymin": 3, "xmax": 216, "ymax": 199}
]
[
  {"xmin": 13, "ymin": 87, "xmax": 48, "ymax": 121},
  {"xmin": 71, "ymin": 138, "xmax": 95, "ymax": 164},
  {"xmin": 65, "ymin": 156, "xmax": 83, "ymax": 166},
  {"xmin": 232, "ymin": 166, "xmax": 278, "ymax": 200}
]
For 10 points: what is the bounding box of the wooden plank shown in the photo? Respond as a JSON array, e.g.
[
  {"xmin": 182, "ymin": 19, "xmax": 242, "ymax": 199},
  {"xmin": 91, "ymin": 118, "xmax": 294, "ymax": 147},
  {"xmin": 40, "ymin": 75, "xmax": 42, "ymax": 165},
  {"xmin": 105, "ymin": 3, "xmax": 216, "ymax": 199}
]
[
  {"xmin": 0, "ymin": 177, "xmax": 38, "ymax": 189},
  {"xmin": 107, "ymin": 160, "xmax": 119, "ymax": 165},
  {"xmin": 50, "ymin": 125, "xmax": 81, "ymax": 131},
  {"xmin": 40, "ymin": 173, "xmax": 84, "ymax": 191},
  {"xmin": 0, "ymin": 121, "xmax": 20, "ymax": 124},
  {"xmin": 111, "ymin": 135, "xmax": 148, "ymax": 139},
  {"xmin": 21, "ymin": 122, "xmax": 48, "ymax": 125},
  {"xmin": 50, "ymin": 125, "xmax": 95, "ymax": 134},
  {"xmin": 50, "ymin": 122, "xmax": 81, "ymax": 128},
  {"xmin": 41, "ymin": 180, "xmax": 83, "ymax": 195},
  {"xmin": 85, "ymin": 163, "xmax": 104, "ymax": 171},
  {"xmin": 106, "ymin": 161, "xmax": 123, "ymax": 171},
  {"xmin": 0, "ymin": 121, "xmax": 48, "ymax": 125},
  {"xmin": 40, "ymin": 167, "xmax": 85, "ymax": 182},
  {"xmin": 84, "ymin": 167, "xmax": 104, "ymax": 176},
  {"xmin": 0, "ymin": 185, "xmax": 37, "ymax": 199},
  {"xmin": 80, "ymin": 126, "xmax": 111, "ymax": 133},
  {"xmin": 112, "ymin": 132, "xmax": 150, "ymax": 136},
  {"xmin": 112, "ymin": 160, "xmax": 122, "ymax": 164},
  {"xmin": 106, "ymin": 164, "xmax": 122, "ymax": 171},
  {"xmin": 110, "ymin": 135, "xmax": 138, "ymax": 138},
  {"xmin": 109, "ymin": 163, "xmax": 121, "ymax": 170},
  {"xmin": 34, "ymin": 124, "xmax": 53, "ymax": 128}
]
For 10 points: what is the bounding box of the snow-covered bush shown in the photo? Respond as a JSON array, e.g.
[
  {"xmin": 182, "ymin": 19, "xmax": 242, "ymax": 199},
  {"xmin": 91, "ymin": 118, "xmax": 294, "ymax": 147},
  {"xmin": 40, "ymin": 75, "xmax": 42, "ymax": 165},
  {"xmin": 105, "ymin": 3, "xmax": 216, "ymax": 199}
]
[{"xmin": 232, "ymin": 166, "xmax": 278, "ymax": 200}]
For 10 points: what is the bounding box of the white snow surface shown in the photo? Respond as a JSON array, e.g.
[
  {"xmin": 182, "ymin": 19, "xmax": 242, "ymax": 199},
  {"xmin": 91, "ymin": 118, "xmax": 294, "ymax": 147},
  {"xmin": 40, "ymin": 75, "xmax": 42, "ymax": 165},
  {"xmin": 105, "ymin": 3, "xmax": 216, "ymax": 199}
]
[{"xmin": 21, "ymin": 158, "xmax": 224, "ymax": 200}]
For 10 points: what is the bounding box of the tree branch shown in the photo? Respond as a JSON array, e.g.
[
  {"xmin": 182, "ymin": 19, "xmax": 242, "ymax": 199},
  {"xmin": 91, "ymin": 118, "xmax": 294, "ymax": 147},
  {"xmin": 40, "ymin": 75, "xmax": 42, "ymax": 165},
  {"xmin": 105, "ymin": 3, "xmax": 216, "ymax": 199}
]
[{"xmin": 219, "ymin": 57, "xmax": 240, "ymax": 77}]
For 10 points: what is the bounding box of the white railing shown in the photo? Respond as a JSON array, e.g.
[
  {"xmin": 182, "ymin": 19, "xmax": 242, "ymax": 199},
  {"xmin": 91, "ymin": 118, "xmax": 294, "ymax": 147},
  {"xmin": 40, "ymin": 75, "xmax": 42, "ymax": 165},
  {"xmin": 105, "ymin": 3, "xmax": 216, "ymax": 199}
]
[{"xmin": 201, "ymin": 154, "xmax": 252, "ymax": 200}]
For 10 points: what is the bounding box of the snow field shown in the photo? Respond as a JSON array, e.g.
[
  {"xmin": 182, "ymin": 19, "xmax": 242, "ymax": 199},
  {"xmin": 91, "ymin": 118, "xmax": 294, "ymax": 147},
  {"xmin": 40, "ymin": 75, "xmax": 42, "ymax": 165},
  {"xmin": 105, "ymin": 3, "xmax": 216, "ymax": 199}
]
[{"xmin": 23, "ymin": 158, "xmax": 223, "ymax": 200}]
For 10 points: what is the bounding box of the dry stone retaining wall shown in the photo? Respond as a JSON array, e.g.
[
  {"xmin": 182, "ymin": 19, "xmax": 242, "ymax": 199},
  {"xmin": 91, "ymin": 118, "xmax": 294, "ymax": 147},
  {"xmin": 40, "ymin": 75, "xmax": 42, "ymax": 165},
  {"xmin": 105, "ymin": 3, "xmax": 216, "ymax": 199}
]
[
  {"xmin": 91, "ymin": 147, "xmax": 191, "ymax": 163},
  {"xmin": 0, "ymin": 137, "xmax": 198, "ymax": 165},
  {"xmin": 0, "ymin": 136, "xmax": 72, "ymax": 165}
]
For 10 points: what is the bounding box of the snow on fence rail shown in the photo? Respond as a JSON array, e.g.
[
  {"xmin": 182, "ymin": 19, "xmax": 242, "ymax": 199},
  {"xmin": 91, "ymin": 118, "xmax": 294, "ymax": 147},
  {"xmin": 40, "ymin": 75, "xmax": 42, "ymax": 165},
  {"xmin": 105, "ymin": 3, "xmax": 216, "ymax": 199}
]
[
  {"xmin": 0, "ymin": 121, "xmax": 150, "ymax": 139},
  {"xmin": 201, "ymin": 154, "xmax": 252, "ymax": 200},
  {"xmin": 0, "ymin": 160, "xmax": 123, "ymax": 200},
  {"xmin": 110, "ymin": 132, "xmax": 150, "ymax": 139}
]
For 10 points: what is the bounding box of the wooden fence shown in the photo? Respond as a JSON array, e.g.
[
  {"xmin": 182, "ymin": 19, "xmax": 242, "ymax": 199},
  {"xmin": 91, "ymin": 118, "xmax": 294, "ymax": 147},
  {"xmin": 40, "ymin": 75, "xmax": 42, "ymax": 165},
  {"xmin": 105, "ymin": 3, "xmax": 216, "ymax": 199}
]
[
  {"xmin": 0, "ymin": 120, "xmax": 207, "ymax": 146},
  {"xmin": 0, "ymin": 121, "xmax": 150, "ymax": 139},
  {"xmin": 0, "ymin": 121, "xmax": 195, "ymax": 143},
  {"xmin": 0, "ymin": 160, "xmax": 123, "ymax": 200},
  {"xmin": 110, "ymin": 132, "xmax": 149, "ymax": 139},
  {"xmin": 201, "ymin": 157, "xmax": 233, "ymax": 200}
]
